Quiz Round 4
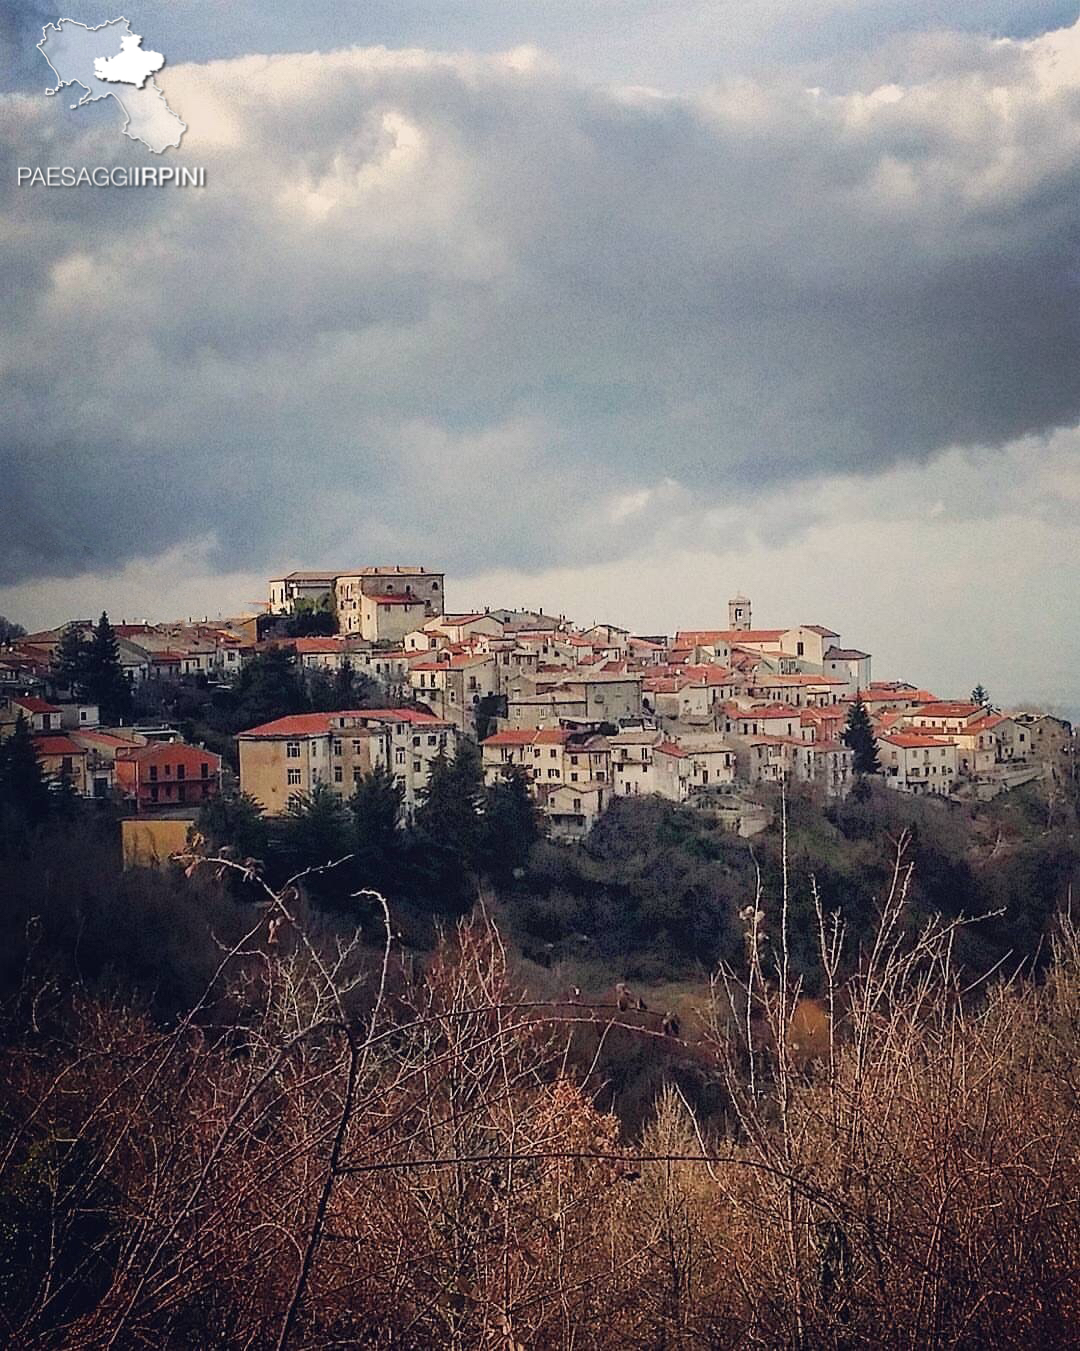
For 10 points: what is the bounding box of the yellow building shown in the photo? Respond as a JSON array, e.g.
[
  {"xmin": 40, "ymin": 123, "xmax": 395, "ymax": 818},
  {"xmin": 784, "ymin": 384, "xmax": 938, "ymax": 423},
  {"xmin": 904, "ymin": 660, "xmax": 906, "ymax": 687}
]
[{"xmin": 121, "ymin": 816, "xmax": 195, "ymax": 867}]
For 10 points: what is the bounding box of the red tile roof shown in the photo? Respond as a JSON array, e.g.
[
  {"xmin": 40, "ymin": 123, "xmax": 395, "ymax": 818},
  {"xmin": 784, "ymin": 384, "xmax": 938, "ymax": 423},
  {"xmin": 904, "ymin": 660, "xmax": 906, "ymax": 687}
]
[
  {"xmin": 879, "ymin": 733, "xmax": 956, "ymax": 749},
  {"xmin": 675, "ymin": 629, "xmax": 786, "ymax": 645},
  {"xmin": 911, "ymin": 702, "xmax": 982, "ymax": 718},
  {"xmin": 482, "ymin": 730, "xmax": 537, "ymax": 747},
  {"xmin": 11, "ymin": 695, "xmax": 61, "ymax": 714},
  {"xmin": 33, "ymin": 735, "xmax": 85, "ymax": 756},
  {"xmin": 239, "ymin": 708, "xmax": 449, "ymax": 738},
  {"xmin": 655, "ymin": 740, "xmax": 688, "ymax": 758}
]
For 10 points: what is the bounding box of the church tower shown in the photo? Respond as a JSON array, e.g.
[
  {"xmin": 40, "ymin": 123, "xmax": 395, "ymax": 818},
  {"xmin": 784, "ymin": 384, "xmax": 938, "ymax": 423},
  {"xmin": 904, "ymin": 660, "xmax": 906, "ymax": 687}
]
[{"xmin": 728, "ymin": 594, "xmax": 751, "ymax": 631}]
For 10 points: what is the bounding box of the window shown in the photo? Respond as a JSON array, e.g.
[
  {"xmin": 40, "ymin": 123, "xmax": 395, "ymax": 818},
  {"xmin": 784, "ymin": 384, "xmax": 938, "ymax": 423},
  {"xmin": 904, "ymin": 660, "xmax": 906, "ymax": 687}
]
[
  {"xmin": 796, "ymin": 641, "xmax": 804, "ymax": 657},
  {"xmin": 573, "ymin": 798, "xmax": 582, "ymax": 811},
  {"xmin": 353, "ymin": 768, "xmax": 364, "ymax": 784},
  {"xmin": 177, "ymin": 764, "xmax": 185, "ymax": 781},
  {"xmin": 333, "ymin": 739, "xmax": 342, "ymax": 756},
  {"xmin": 548, "ymin": 769, "xmax": 558, "ymax": 779},
  {"xmin": 427, "ymin": 735, "xmax": 437, "ymax": 746},
  {"xmin": 412, "ymin": 735, "xmax": 420, "ymax": 747},
  {"xmin": 395, "ymin": 749, "xmax": 405, "ymax": 765},
  {"xmin": 353, "ymin": 740, "xmax": 362, "ymax": 752},
  {"xmin": 287, "ymin": 768, "xmax": 301, "ymax": 785},
  {"xmin": 61, "ymin": 756, "xmax": 73, "ymax": 775},
  {"xmin": 413, "ymin": 759, "xmax": 421, "ymax": 773},
  {"xmin": 201, "ymin": 762, "xmax": 209, "ymax": 778},
  {"xmin": 286, "ymin": 741, "xmax": 301, "ymax": 758},
  {"xmin": 334, "ymin": 765, "xmax": 343, "ymax": 783},
  {"xmin": 149, "ymin": 765, "xmax": 158, "ymax": 782},
  {"xmin": 550, "ymin": 748, "xmax": 558, "ymax": 758}
]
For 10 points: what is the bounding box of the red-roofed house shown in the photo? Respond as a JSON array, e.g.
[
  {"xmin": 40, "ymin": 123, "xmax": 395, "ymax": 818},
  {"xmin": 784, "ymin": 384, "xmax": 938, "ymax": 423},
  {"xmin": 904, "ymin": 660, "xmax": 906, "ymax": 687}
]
[
  {"xmin": 115, "ymin": 742, "xmax": 223, "ymax": 810},
  {"xmin": 4, "ymin": 694, "xmax": 64, "ymax": 734},
  {"xmin": 334, "ymin": 568, "xmax": 445, "ymax": 641},
  {"xmin": 33, "ymin": 734, "xmax": 88, "ymax": 795},
  {"xmin": 238, "ymin": 708, "xmax": 456, "ymax": 815},
  {"xmin": 877, "ymin": 733, "xmax": 958, "ymax": 794}
]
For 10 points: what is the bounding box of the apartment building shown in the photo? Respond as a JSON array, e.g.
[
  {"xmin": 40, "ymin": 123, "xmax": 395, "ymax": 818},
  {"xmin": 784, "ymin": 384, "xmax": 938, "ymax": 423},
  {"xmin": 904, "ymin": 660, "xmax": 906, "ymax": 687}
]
[{"xmin": 238, "ymin": 708, "xmax": 456, "ymax": 815}]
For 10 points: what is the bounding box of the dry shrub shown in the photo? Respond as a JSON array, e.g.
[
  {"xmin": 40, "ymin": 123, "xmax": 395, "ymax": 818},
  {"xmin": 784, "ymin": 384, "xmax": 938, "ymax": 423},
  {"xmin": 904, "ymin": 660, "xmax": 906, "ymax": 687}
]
[{"xmin": 0, "ymin": 834, "xmax": 1076, "ymax": 1348}]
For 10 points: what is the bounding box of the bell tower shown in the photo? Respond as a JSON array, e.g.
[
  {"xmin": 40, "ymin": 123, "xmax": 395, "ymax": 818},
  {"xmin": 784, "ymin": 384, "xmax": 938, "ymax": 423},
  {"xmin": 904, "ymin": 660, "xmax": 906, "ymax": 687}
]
[{"xmin": 728, "ymin": 593, "xmax": 751, "ymax": 631}]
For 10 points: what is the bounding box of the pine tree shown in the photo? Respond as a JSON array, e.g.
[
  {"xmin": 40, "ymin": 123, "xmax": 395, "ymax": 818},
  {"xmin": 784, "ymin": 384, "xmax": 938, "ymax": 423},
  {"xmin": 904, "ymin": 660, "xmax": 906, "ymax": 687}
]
[
  {"xmin": 0, "ymin": 715, "xmax": 52, "ymax": 828},
  {"xmin": 971, "ymin": 683, "xmax": 990, "ymax": 708},
  {"xmin": 281, "ymin": 782, "xmax": 353, "ymax": 870},
  {"xmin": 197, "ymin": 791, "xmax": 269, "ymax": 860},
  {"xmin": 0, "ymin": 615, "xmax": 26, "ymax": 645},
  {"xmin": 413, "ymin": 741, "xmax": 486, "ymax": 904},
  {"xmin": 86, "ymin": 612, "xmax": 132, "ymax": 724},
  {"xmin": 483, "ymin": 765, "xmax": 541, "ymax": 880},
  {"xmin": 842, "ymin": 695, "xmax": 880, "ymax": 775},
  {"xmin": 350, "ymin": 764, "xmax": 404, "ymax": 886},
  {"xmin": 53, "ymin": 622, "xmax": 91, "ymax": 698},
  {"xmin": 231, "ymin": 646, "xmax": 307, "ymax": 730}
]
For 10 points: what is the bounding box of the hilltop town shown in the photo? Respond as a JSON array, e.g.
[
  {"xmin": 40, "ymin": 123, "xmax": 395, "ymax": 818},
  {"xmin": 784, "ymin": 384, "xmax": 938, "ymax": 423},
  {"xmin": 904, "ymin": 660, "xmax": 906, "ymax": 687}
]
[{"xmin": 1, "ymin": 564, "xmax": 1073, "ymax": 841}]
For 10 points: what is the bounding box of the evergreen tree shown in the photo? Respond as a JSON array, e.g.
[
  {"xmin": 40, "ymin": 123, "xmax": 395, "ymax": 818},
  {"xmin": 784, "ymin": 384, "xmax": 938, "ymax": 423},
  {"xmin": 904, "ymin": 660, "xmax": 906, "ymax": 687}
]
[
  {"xmin": 350, "ymin": 764, "xmax": 404, "ymax": 888},
  {"xmin": 308, "ymin": 660, "xmax": 379, "ymax": 713},
  {"xmin": 482, "ymin": 765, "xmax": 541, "ymax": 880},
  {"xmin": 0, "ymin": 715, "xmax": 52, "ymax": 829},
  {"xmin": 197, "ymin": 791, "xmax": 269, "ymax": 861},
  {"xmin": 53, "ymin": 622, "xmax": 91, "ymax": 698},
  {"xmin": 86, "ymin": 612, "xmax": 131, "ymax": 724},
  {"xmin": 842, "ymin": 695, "xmax": 881, "ymax": 775},
  {"xmin": 971, "ymin": 683, "xmax": 991, "ymax": 708},
  {"xmin": 412, "ymin": 741, "xmax": 486, "ymax": 905},
  {"xmin": 0, "ymin": 616, "xmax": 26, "ymax": 645},
  {"xmin": 230, "ymin": 646, "xmax": 307, "ymax": 731},
  {"xmin": 280, "ymin": 782, "xmax": 353, "ymax": 875}
]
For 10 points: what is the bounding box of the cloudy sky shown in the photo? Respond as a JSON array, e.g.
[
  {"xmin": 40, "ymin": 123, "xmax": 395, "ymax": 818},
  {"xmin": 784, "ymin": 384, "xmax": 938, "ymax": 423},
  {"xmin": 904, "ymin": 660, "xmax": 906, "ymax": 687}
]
[{"xmin": 2, "ymin": 2, "xmax": 1079, "ymax": 714}]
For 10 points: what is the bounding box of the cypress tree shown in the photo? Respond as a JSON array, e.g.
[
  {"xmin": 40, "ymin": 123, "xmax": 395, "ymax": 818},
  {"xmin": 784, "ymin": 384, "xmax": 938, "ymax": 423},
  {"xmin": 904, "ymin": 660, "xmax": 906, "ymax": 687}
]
[
  {"xmin": 87, "ymin": 612, "xmax": 132, "ymax": 724},
  {"xmin": 842, "ymin": 696, "xmax": 881, "ymax": 775},
  {"xmin": 483, "ymin": 765, "xmax": 541, "ymax": 880},
  {"xmin": 350, "ymin": 764, "xmax": 404, "ymax": 887},
  {"xmin": 53, "ymin": 622, "xmax": 90, "ymax": 698},
  {"xmin": 0, "ymin": 714, "xmax": 52, "ymax": 828}
]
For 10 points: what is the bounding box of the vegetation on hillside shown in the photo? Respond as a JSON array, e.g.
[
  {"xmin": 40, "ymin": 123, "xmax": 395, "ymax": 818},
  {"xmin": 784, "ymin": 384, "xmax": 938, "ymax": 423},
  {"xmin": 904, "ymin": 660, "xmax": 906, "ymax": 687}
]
[{"xmin": 0, "ymin": 819, "xmax": 1076, "ymax": 1347}]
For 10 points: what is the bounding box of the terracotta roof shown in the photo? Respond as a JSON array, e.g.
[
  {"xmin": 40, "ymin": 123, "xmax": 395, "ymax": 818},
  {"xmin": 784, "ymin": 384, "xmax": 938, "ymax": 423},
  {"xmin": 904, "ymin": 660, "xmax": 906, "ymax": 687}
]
[
  {"xmin": 911, "ymin": 702, "xmax": 982, "ymax": 718},
  {"xmin": 482, "ymin": 730, "xmax": 537, "ymax": 747},
  {"xmin": 33, "ymin": 735, "xmax": 85, "ymax": 756},
  {"xmin": 824, "ymin": 647, "xmax": 869, "ymax": 661},
  {"xmin": 802, "ymin": 625, "xmax": 841, "ymax": 638},
  {"xmin": 289, "ymin": 638, "xmax": 346, "ymax": 654},
  {"xmin": 11, "ymin": 695, "xmax": 61, "ymax": 714},
  {"xmin": 533, "ymin": 728, "xmax": 571, "ymax": 745},
  {"xmin": 878, "ymin": 733, "xmax": 956, "ymax": 749},
  {"xmin": 240, "ymin": 708, "xmax": 449, "ymax": 738},
  {"xmin": 655, "ymin": 740, "xmax": 688, "ymax": 758},
  {"xmin": 117, "ymin": 742, "xmax": 222, "ymax": 765}
]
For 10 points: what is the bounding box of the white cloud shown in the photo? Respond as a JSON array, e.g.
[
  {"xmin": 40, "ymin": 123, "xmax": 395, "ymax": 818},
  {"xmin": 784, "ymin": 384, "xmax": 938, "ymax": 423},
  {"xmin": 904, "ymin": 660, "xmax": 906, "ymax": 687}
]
[{"xmin": 3, "ymin": 18, "xmax": 1080, "ymax": 710}]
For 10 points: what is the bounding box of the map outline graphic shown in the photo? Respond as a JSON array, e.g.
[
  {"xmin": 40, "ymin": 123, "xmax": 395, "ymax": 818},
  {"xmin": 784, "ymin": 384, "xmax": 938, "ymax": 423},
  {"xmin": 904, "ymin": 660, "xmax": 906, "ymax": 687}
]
[{"xmin": 37, "ymin": 15, "xmax": 187, "ymax": 154}]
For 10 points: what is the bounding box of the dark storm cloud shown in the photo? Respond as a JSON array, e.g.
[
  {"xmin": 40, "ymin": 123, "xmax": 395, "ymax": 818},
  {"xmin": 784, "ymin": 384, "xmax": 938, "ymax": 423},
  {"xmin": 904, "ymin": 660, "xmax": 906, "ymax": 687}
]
[{"xmin": 2, "ymin": 26, "xmax": 1080, "ymax": 584}]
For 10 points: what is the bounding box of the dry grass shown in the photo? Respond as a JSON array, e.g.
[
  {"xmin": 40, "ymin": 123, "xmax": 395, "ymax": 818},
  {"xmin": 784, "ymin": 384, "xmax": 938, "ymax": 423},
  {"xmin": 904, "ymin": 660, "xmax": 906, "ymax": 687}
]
[{"xmin": 0, "ymin": 829, "xmax": 1076, "ymax": 1348}]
